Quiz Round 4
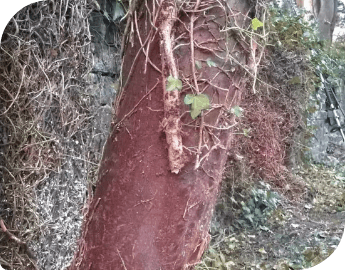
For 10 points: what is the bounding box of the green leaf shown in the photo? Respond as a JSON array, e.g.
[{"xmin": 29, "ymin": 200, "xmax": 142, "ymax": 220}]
[
  {"xmin": 252, "ymin": 18, "xmax": 264, "ymax": 31},
  {"xmin": 259, "ymin": 225, "xmax": 270, "ymax": 231},
  {"xmin": 191, "ymin": 108, "xmax": 202, "ymax": 119},
  {"xmin": 191, "ymin": 94, "xmax": 210, "ymax": 119},
  {"xmin": 166, "ymin": 75, "xmax": 183, "ymax": 91},
  {"xmin": 193, "ymin": 94, "xmax": 209, "ymax": 110},
  {"xmin": 254, "ymin": 208, "xmax": 262, "ymax": 216},
  {"xmin": 259, "ymin": 247, "xmax": 267, "ymax": 254},
  {"xmin": 206, "ymin": 58, "xmax": 217, "ymax": 67},
  {"xmin": 245, "ymin": 214, "xmax": 254, "ymax": 224},
  {"xmin": 288, "ymin": 76, "xmax": 301, "ymax": 85},
  {"xmin": 230, "ymin": 106, "xmax": 243, "ymax": 117},
  {"xmin": 185, "ymin": 94, "xmax": 210, "ymax": 119},
  {"xmin": 243, "ymin": 128, "xmax": 250, "ymax": 137},
  {"xmin": 242, "ymin": 205, "xmax": 251, "ymax": 214},
  {"xmin": 195, "ymin": 60, "xmax": 202, "ymax": 70},
  {"xmin": 184, "ymin": 94, "xmax": 195, "ymax": 105}
]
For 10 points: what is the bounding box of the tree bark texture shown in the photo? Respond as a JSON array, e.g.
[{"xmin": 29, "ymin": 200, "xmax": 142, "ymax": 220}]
[
  {"xmin": 312, "ymin": 0, "xmax": 337, "ymax": 40},
  {"xmin": 294, "ymin": 0, "xmax": 337, "ymax": 41},
  {"xmin": 69, "ymin": 0, "xmax": 251, "ymax": 269}
]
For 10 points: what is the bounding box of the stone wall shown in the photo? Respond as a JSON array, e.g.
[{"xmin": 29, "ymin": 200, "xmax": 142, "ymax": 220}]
[
  {"xmin": 32, "ymin": 1, "xmax": 122, "ymax": 269},
  {"xmin": 307, "ymin": 77, "xmax": 345, "ymax": 167}
]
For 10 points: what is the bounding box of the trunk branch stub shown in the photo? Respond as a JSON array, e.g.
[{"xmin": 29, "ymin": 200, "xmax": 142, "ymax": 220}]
[{"xmin": 159, "ymin": 2, "xmax": 185, "ymax": 174}]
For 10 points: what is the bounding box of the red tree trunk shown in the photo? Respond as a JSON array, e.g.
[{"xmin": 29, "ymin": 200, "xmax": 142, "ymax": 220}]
[{"xmin": 69, "ymin": 1, "xmax": 250, "ymax": 269}]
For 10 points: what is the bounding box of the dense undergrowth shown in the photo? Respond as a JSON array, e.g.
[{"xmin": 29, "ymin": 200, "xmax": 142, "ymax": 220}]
[{"xmin": 196, "ymin": 2, "xmax": 345, "ymax": 270}]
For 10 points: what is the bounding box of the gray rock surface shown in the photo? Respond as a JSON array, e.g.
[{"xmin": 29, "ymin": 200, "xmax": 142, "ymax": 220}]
[
  {"xmin": 31, "ymin": 1, "xmax": 121, "ymax": 269},
  {"xmin": 307, "ymin": 77, "xmax": 345, "ymax": 167}
]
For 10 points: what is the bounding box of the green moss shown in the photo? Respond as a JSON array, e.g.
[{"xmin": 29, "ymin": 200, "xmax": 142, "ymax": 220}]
[
  {"xmin": 307, "ymin": 106, "xmax": 317, "ymax": 114},
  {"xmin": 288, "ymin": 76, "xmax": 301, "ymax": 85}
]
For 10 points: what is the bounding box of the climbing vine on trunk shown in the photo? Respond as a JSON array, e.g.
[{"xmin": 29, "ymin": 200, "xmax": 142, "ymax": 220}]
[{"xmin": 69, "ymin": 0, "xmax": 254, "ymax": 269}]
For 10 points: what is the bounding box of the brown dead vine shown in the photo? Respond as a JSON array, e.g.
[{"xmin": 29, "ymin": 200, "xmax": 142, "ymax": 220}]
[
  {"xmin": 115, "ymin": 0, "xmax": 249, "ymax": 174},
  {"xmin": 116, "ymin": 0, "xmax": 187, "ymax": 174},
  {"xmin": 0, "ymin": 0, "xmax": 94, "ymax": 268}
]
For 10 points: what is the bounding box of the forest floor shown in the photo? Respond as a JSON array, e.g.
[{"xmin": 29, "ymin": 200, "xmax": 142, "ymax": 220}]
[{"xmin": 197, "ymin": 165, "xmax": 345, "ymax": 270}]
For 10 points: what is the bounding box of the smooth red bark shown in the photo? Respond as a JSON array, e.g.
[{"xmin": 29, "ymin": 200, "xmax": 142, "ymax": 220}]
[{"xmin": 69, "ymin": 1, "xmax": 250, "ymax": 269}]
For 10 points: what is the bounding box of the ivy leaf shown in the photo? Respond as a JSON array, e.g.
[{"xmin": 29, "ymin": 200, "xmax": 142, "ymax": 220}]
[
  {"xmin": 184, "ymin": 93, "xmax": 210, "ymax": 119},
  {"xmin": 251, "ymin": 18, "xmax": 263, "ymax": 31},
  {"xmin": 191, "ymin": 107, "xmax": 202, "ymax": 119},
  {"xmin": 231, "ymin": 106, "xmax": 243, "ymax": 117},
  {"xmin": 254, "ymin": 208, "xmax": 262, "ymax": 217},
  {"xmin": 258, "ymin": 247, "xmax": 267, "ymax": 254},
  {"xmin": 166, "ymin": 75, "xmax": 183, "ymax": 91},
  {"xmin": 243, "ymin": 128, "xmax": 250, "ymax": 137},
  {"xmin": 206, "ymin": 58, "xmax": 217, "ymax": 68},
  {"xmin": 195, "ymin": 60, "xmax": 202, "ymax": 70},
  {"xmin": 191, "ymin": 94, "xmax": 210, "ymax": 119},
  {"xmin": 184, "ymin": 94, "xmax": 195, "ymax": 105},
  {"xmin": 245, "ymin": 214, "xmax": 254, "ymax": 224}
]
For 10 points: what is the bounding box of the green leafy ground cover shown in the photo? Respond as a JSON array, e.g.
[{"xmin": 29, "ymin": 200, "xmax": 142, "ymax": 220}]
[{"xmin": 196, "ymin": 4, "xmax": 345, "ymax": 270}]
